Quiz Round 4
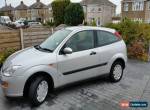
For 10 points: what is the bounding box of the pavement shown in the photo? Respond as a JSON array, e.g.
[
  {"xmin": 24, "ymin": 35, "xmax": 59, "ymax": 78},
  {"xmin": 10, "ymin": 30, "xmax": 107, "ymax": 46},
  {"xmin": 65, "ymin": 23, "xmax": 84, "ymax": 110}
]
[{"xmin": 0, "ymin": 59, "xmax": 150, "ymax": 110}]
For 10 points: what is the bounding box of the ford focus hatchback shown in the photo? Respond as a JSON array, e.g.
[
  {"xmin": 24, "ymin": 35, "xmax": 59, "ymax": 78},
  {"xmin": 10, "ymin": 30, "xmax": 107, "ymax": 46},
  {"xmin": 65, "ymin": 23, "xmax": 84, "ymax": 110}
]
[{"xmin": 0, "ymin": 26, "xmax": 127, "ymax": 106}]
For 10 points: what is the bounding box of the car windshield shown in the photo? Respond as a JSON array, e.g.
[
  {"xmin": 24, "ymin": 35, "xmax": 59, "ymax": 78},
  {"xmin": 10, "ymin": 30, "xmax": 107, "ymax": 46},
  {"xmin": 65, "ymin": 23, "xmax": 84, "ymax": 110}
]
[{"xmin": 39, "ymin": 29, "xmax": 72, "ymax": 52}]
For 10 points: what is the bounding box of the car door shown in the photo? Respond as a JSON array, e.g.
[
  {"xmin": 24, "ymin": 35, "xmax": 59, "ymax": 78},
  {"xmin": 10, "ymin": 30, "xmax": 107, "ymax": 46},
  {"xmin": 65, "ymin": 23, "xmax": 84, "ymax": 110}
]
[
  {"xmin": 95, "ymin": 30, "xmax": 121, "ymax": 74},
  {"xmin": 57, "ymin": 30, "xmax": 101, "ymax": 84}
]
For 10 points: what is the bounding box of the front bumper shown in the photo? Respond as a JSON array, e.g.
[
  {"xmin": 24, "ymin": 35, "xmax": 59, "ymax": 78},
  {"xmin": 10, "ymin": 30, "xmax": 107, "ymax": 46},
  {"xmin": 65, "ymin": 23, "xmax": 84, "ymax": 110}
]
[{"xmin": 0, "ymin": 72, "xmax": 26, "ymax": 97}]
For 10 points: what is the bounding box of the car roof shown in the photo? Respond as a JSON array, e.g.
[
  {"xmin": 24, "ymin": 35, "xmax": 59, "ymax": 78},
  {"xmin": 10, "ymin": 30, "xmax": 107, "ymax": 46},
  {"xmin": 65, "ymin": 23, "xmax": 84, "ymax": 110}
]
[{"xmin": 65, "ymin": 26, "xmax": 116, "ymax": 33}]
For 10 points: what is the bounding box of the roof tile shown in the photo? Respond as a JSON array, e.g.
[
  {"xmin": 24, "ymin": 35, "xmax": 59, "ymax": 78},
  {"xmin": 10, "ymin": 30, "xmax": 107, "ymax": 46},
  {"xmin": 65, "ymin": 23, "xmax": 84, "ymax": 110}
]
[
  {"xmin": 81, "ymin": 0, "xmax": 116, "ymax": 7},
  {"xmin": 15, "ymin": 1, "xmax": 28, "ymax": 10}
]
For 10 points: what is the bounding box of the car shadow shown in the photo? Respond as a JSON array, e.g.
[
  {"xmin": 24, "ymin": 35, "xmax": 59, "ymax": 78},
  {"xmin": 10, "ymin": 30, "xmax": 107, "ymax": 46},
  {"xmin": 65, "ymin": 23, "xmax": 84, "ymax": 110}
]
[{"xmin": 3, "ymin": 74, "xmax": 111, "ymax": 109}]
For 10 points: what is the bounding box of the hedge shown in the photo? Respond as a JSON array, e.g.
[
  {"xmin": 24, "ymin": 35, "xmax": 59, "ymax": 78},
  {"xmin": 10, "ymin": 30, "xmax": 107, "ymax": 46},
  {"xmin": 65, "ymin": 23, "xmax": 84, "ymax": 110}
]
[
  {"xmin": 0, "ymin": 49, "xmax": 16, "ymax": 65},
  {"xmin": 105, "ymin": 18, "xmax": 150, "ymax": 61}
]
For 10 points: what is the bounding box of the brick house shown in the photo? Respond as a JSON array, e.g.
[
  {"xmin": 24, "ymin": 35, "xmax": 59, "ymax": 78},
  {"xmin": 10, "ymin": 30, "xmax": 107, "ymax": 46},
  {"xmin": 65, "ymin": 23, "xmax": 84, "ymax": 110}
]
[
  {"xmin": 122, "ymin": 0, "xmax": 150, "ymax": 23},
  {"xmin": 0, "ymin": 4, "xmax": 14, "ymax": 21},
  {"xmin": 14, "ymin": 1, "xmax": 28, "ymax": 20},
  {"xmin": 0, "ymin": 0, "xmax": 53, "ymax": 23},
  {"xmin": 46, "ymin": 4, "xmax": 54, "ymax": 23},
  {"xmin": 28, "ymin": 0, "xmax": 49, "ymax": 22},
  {"xmin": 81, "ymin": 0, "xmax": 116, "ymax": 26}
]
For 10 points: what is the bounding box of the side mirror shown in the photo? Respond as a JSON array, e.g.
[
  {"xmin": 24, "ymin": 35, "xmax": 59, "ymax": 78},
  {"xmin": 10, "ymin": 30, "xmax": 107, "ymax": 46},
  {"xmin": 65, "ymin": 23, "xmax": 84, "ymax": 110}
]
[{"xmin": 63, "ymin": 47, "xmax": 73, "ymax": 54}]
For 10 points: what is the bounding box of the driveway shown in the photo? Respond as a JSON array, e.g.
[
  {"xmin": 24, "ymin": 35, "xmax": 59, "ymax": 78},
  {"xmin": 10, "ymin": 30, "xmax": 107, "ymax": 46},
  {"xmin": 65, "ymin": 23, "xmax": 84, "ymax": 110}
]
[{"xmin": 0, "ymin": 59, "xmax": 150, "ymax": 110}]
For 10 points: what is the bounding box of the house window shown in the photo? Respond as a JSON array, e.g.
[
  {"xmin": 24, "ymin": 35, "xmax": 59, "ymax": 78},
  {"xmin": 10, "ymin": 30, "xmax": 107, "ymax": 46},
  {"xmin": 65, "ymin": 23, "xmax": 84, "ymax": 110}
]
[
  {"xmin": 132, "ymin": 1, "xmax": 144, "ymax": 11},
  {"xmin": 27, "ymin": 10, "xmax": 31, "ymax": 14},
  {"xmin": 15, "ymin": 10, "xmax": 18, "ymax": 15},
  {"xmin": 124, "ymin": 3, "xmax": 129, "ymax": 11},
  {"xmin": 148, "ymin": 19, "xmax": 150, "ymax": 24},
  {"xmin": 31, "ymin": 9, "xmax": 37, "ymax": 16},
  {"xmin": 91, "ymin": 8, "xmax": 95, "ymax": 12},
  {"xmin": 97, "ymin": 17, "xmax": 101, "ymax": 26},
  {"xmin": 148, "ymin": 1, "xmax": 150, "ymax": 10},
  {"xmin": 83, "ymin": 6, "xmax": 87, "ymax": 12},
  {"xmin": 98, "ymin": 8, "xmax": 102, "ymax": 12},
  {"xmin": 88, "ymin": 17, "xmax": 95, "ymax": 23},
  {"xmin": 146, "ymin": 19, "xmax": 150, "ymax": 23}
]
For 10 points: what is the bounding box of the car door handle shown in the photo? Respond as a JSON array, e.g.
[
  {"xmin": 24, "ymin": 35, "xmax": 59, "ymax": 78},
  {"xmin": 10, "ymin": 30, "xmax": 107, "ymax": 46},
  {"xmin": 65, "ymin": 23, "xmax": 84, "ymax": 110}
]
[{"xmin": 90, "ymin": 51, "xmax": 97, "ymax": 55}]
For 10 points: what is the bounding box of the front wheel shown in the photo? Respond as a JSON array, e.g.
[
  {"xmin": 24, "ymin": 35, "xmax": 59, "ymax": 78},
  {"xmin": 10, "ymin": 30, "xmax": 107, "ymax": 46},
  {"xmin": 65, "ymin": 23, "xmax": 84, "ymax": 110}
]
[
  {"xmin": 109, "ymin": 61, "xmax": 124, "ymax": 82},
  {"xmin": 29, "ymin": 77, "xmax": 49, "ymax": 106}
]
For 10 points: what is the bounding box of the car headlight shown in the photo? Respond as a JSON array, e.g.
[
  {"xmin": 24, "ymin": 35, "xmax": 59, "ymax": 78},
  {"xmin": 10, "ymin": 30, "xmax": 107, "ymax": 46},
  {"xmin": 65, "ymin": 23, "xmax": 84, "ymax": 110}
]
[{"xmin": 3, "ymin": 65, "xmax": 22, "ymax": 77}]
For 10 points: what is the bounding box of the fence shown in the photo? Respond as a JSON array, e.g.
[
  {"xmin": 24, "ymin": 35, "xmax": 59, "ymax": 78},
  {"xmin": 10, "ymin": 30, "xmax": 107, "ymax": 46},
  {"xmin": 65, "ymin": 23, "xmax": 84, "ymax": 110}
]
[
  {"xmin": 0, "ymin": 25, "xmax": 52, "ymax": 52},
  {"xmin": 0, "ymin": 30, "xmax": 21, "ymax": 52},
  {"xmin": 23, "ymin": 26, "xmax": 52, "ymax": 48}
]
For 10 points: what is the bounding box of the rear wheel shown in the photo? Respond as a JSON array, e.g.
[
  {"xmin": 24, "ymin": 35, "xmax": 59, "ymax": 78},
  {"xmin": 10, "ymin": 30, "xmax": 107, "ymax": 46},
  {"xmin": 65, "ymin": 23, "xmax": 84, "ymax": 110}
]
[
  {"xmin": 109, "ymin": 61, "xmax": 124, "ymax": 82},
  {"xmin": 28, "ymin": 77, "xmax": 49, "ymax": 106}
]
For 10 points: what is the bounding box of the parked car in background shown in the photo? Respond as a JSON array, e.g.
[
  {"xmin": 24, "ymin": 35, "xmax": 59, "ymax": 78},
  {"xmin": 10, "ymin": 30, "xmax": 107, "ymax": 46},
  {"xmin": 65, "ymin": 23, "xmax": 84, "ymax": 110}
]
[
  {"xmin": 12, "ymin": 20, "xmax": 24, "ymax": 28},
  {"xmin": 28, "ymin": 20, "xmax": 42, "ymax": 26},
  {"xmin": 0, "ymin": 16, "xmax": 12, "ymax": 25},
  {"xmin": 12, "ymin": 18, "xmax": 29, "ymax": 28},
  {"xmin": 18, "ymin": 18, "xmax": 26, "ymax": 21},
  {"xmin": 0, "ymin": 26, "xmax": 127, "ymax": 106}
]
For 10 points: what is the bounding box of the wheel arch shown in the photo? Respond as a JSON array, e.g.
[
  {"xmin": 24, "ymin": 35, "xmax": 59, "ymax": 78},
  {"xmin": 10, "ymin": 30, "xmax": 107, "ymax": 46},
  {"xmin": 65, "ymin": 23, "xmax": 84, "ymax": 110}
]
[
  {"xmin": 108, "ymin": 53, "xmax": 127, "ymax": 71},
  {"xmin": 112, "ymin": 58, "xmax": 126, "ymax": 69},
  {"xmin": 23, "ymin": 71, "xmax": 54, "ymax": 97}
]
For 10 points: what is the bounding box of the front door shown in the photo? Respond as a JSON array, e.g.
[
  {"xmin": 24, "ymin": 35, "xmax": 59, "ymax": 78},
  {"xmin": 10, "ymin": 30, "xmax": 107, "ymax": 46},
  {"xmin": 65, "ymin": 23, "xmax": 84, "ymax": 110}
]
[{"xmin": 57, "ymin": 30, "xmax": 101, "ymax": 84}]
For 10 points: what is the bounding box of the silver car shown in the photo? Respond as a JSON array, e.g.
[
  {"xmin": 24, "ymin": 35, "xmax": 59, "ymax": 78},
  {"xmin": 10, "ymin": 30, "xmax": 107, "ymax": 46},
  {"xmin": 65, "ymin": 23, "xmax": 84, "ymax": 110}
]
[{"xmin": 0, "ymin": 26, "xmax": 127, "ymax": 106}]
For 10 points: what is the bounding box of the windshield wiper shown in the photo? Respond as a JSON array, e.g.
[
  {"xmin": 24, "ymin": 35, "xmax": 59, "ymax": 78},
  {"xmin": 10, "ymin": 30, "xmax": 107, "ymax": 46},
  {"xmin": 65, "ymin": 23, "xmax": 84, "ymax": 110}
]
[
  {"xmin": 34, "ymin": 45, "xmax": 53, "ymax": 52},
  {"xmin": 40, "ymin": 47, "xmax": 53, "ymax": 52}
]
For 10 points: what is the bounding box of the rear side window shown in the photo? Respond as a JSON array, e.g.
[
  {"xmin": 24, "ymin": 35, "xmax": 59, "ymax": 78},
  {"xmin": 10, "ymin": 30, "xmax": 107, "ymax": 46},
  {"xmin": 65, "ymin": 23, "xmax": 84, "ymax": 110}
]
[{"xmin": 96, "ymin": 31, "xmax": 119, "ymax": 47}]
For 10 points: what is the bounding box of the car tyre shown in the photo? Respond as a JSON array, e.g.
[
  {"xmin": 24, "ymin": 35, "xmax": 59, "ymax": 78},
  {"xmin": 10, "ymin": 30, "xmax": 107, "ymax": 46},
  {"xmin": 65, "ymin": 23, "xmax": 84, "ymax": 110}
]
[
  {"xmin": 29, "ymin": 77, "xmax": 49, "ymax": 106},
  {"xmin": 5, "ymin": 96, "xmax": 15, "ymax": 101},
  {"xmin": 109, "ymin": 61, "xmax": 124, "ymax": 82}
]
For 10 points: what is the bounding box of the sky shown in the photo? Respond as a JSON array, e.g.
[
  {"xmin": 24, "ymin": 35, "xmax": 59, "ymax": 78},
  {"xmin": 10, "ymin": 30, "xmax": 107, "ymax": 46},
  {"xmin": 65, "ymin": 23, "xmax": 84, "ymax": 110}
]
[{"xmin": 0, "ymin": 0, "xmax": 121, "ymax": 14}]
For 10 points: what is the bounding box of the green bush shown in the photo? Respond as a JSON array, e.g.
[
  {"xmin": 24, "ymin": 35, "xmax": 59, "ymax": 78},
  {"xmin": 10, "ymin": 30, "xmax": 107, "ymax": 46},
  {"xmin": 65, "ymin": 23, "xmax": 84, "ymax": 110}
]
[
  {"xmin": 0, "ymin": 49, "xmax": 16, "ymax": 64},
  {"xmin": 0, "ymin": 12, "xmax": 4, "ymax": 16},
  {"xmin": 45, "ymin": 21, "xmax": 55, "ymax": 27},
  {"xmin": 105, "ymin": 18, "xmax": 150, "ymax": 61},
  {"xmin": 90, "ymin": 19, "xmax": 97, "ymax": 26},
  {"xmin": 83, "ymin": 21, "xmax": 88, "ymax": 26}
]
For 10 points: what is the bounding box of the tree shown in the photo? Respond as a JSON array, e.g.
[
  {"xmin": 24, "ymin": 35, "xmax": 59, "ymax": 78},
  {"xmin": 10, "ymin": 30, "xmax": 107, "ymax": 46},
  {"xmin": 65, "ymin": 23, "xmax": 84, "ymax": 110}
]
[
  {"xmin": 52, "ymin": 0, "xmax": 70, "ymax": 26},
  {"xmin": 0, "ymin": 12, "xmax": 4, "ymax": 16},
  {"xmin": 64, "ymin": 3, "xmax": 84, "ymax": 26}
]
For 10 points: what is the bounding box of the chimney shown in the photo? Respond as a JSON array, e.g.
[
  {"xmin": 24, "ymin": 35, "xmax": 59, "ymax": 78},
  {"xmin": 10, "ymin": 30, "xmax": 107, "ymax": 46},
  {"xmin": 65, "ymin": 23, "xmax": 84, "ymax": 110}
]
[
  {"xmin": 21, "ymin": 1, "xmax": 24, "ymax": 4},
  {"xmin": 5, "ymin": 0, "xmax": 7, "ymax": 6}
]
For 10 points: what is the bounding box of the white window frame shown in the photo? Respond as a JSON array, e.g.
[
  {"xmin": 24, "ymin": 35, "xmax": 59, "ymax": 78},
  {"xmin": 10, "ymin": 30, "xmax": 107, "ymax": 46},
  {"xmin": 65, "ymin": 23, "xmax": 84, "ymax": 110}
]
[
  {"xmin": 132, "ymin": 1, "xmax": 144, "ymax": 11},
  {"xmin": 148, "ymin": 1, "xmax": 150, "ymax": 10},
  {"xmin": 124, "ymin": 3, "xmax": 129, "ymax": 11}
]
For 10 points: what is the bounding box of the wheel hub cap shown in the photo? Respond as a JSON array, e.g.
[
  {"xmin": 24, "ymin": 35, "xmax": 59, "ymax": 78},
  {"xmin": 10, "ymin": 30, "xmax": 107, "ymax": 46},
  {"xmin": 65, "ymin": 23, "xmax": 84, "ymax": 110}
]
[
  {"xmin": 113, "ymin": 65, "xmax": 122, "ymax": 80},
  {"xmin": 37, "ymin": 81, "xmax": 48, "ymax": 102}
]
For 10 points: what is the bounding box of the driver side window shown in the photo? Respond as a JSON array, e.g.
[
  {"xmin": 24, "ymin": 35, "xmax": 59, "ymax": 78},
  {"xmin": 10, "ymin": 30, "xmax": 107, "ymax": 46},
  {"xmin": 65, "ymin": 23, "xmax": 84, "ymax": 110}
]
[{"xmin": 64, "ymin": 30, "xmax": 94, "ymax": 53}]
